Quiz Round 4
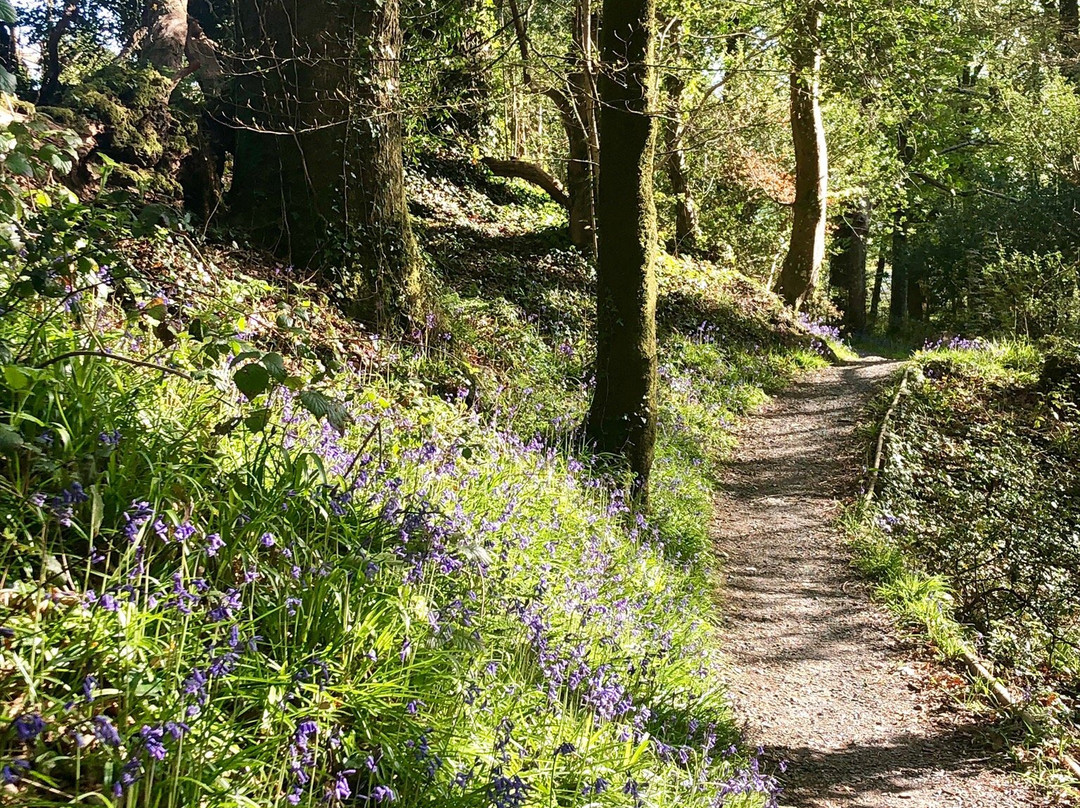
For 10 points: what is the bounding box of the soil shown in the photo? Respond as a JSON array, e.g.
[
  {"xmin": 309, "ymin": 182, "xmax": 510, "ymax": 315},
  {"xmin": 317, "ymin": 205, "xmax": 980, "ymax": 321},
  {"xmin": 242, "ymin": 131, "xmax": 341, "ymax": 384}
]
[{"xmin": 714, "ymin": 356, "xmax": 1044, "ymax": 808}]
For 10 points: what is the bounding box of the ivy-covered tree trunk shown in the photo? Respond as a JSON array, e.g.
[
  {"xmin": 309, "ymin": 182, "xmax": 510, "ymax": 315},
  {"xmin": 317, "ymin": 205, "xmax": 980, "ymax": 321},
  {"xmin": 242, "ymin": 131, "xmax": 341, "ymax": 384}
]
[
  {"xmin": 141, "ymin": 0, "xmax": 189, "ymax": 72},
  {"xmin": 586, "ymin": 0, "xmax": 659, "ymax": 503},
  {"xmin": 230, "ymin": 0, "xmax": 424, "ymax": 327},
  {"xmin": 830, "ymin": 202, "xmax": 869, "ymax": 333},
  {"xmin": 775, "ymin": 1, "xmax": 828, "ymax": 310}
]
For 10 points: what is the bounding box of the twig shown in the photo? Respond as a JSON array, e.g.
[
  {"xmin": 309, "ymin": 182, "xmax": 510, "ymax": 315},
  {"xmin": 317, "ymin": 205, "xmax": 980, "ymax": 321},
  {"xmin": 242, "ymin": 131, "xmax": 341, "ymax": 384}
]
[{"xmin": 36, "ymin": 350, "xmax": 195, "ymax": 381}]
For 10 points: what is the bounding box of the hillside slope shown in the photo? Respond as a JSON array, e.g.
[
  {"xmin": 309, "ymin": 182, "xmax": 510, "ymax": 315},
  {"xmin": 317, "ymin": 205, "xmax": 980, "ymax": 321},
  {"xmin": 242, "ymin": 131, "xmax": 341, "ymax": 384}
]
[{"xmin": 0, "ymin": 149, "xmax": 829, "ymax": 807}]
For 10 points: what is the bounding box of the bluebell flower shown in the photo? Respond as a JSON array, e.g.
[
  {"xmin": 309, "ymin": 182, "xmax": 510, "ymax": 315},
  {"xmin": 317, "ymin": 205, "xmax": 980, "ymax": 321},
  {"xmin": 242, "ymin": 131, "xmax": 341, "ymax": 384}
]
[{"xmin": 92, "ymin": 715, "xmax": 122, "ymax": 747}]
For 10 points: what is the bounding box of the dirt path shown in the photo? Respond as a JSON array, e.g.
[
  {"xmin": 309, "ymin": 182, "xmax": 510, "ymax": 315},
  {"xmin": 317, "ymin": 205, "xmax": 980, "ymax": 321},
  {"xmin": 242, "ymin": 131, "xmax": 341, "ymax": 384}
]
[{"xmin": 714, "ymin": 356, "xmax": 1041, "ymax": 808}]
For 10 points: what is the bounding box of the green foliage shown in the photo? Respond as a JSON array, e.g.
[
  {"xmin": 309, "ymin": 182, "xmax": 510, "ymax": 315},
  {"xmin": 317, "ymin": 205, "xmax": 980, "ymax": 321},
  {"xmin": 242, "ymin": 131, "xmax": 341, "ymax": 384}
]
[
  {"xmin": 856, "ymin": 340, "xmax": 1080, "ymax": 771},
  {"xmin": 0, "ymin": 118, "xmax": 816, "ymax": 807}
]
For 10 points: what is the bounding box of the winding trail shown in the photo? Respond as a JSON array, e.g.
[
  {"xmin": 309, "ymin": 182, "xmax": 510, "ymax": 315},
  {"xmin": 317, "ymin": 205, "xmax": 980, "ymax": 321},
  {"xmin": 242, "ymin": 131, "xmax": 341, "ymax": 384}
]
[{"xmin": 714, "ymin": 356, "xmax": 1040, "ymax": 808}]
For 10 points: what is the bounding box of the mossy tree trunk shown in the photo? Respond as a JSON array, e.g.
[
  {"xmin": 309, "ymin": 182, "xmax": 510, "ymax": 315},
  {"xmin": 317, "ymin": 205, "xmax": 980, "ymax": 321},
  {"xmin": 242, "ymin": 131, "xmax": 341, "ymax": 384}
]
[
  {"xmin": 141, "ymin": 0, "xmax": 189, "ymax": 72},
  {"xmin": 830, "ymin": 202, "xmax": 869, "ymax": 333},
  {"xmin": 775, "ymin": 1, "xmax": 828, "ymax": 310},
  {"xmin": 586, "ymin": 0, "xmax": 659, "ymax": 503},
  {"xmin": 230, "ymin": 0, "xmax": 424, "ymax": 328},
  {"xmin": 662, "ymin": 23, "xmax": 699, "ymax": 256}
]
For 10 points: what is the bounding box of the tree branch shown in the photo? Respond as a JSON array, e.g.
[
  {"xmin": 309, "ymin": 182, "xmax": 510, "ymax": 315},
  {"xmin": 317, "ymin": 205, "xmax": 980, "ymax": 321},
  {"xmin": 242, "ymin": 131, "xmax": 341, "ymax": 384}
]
[{"xmin": 481, "ymin": 157, "xmax": 570, "ymax": 208}]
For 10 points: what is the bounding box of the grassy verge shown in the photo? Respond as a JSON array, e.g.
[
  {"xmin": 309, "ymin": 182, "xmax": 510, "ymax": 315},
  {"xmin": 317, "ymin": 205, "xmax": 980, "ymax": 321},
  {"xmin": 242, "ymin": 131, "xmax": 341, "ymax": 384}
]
[
  {"xmin": 0, "ymin": 153, "xmax": 829, "ymax": 806},
  {"xmin": 846, "ymin": 339, "xmax": 1080, "ymax": 794}
]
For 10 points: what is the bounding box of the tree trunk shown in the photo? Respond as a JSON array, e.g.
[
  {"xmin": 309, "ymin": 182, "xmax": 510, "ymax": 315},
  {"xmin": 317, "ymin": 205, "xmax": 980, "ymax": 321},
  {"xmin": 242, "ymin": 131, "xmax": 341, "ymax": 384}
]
[
  {"xmin": 662, "ymin": 22, "xmax": 699, "ymax": 255},
  {"xmin": 141, "ymin": 0, "xmax": 189, "ymax": 72},
  {"xmin": 869, "ymin": 239, "xmax": 887, "ymax": 326},
  {"xmin": 507, "ymin": 0, "xmax": 597, "ymax": 252},
  {"xmin": 888, "ymin": 211, "xmax": 909, "ymax": 333},
  {"xmin": 829, "ymin": 202, "xmax": 869, "ymax": 333},
  {"xmin": 229, "ymin": 0, "xmax": 424, "ymax": 328},
  {"xmin": 775, "ymin": 2, "xmax": 828, "ymax": 310},
  {"xmin": 888, "ymin": 124, "xmax": 916, "ymax": 333},
  {"xmin": 586, "ymin": 0, "xmax": 659, "ymax": 503},
  {"xmin": 1061, "ymin": 0, "xmax": 1079, "ymax": 79},
  {"xmin": 39, "ymin": 2, "xmax": 79, "ymax": 105},
  {"xmin": 481, "ymin": 157, "xmax": 570, "ymax": 207}
]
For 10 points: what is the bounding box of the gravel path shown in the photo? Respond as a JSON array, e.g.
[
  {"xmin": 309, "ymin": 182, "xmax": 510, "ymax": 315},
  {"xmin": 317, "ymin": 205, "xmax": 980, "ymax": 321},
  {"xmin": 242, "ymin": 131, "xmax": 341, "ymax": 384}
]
[{"xmin": 714, "ymin": 356, "xmax": 1041, "ymax": 808}]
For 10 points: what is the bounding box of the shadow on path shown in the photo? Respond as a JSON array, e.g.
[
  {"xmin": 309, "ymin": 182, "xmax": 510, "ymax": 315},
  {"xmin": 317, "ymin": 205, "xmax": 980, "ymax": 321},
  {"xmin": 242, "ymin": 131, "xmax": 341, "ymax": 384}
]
[{"xmin": 713, "ymin": 357, "xmax": 1036, "ymax": 808}]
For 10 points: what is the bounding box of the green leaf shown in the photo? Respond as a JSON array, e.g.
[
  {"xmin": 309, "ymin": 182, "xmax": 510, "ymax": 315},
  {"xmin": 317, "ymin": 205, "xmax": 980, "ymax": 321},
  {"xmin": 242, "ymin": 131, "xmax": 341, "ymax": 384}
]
[
  {"xmin": 245, "ymin": 408, "xmax": 271, "ymax": 433},
  {"xmin": 234, "ymin": 363, "xmax": 270, "ymax": 400},
  {"xmin": 262, "ymin": 352, "xmax": 287, "ymax": 381},
  {"xmin": 5, "ymin": 151, "xmax": 33, "ymax": 177},
  {"xmin": 3, "ymin": 365, "xmax": 31, "ymax": 390},
  {"xmin": 0, "ymin": 1, "xmax": 16, "ymax": 24},
  {"xmin": 90, "ymin": 484, "xmax": 104, "ymax": 541},
  {"xmin": 0, "ymin": 67, "xmax": 16, "ymax": 96},
  {"xmin": 0, "ymin": 423, "xmax": 23, "ymax": 454},
  {"xmin": 299, "ymin": 390, "xmax": 350, "ymax": 434}
]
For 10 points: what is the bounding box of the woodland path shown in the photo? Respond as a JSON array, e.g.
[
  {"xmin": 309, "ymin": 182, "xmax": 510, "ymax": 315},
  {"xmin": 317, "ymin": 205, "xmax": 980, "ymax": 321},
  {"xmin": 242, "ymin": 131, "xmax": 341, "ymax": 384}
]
[{"xmin": 714, "ymin": 356, "xmax": 1041, "ymax": 808}]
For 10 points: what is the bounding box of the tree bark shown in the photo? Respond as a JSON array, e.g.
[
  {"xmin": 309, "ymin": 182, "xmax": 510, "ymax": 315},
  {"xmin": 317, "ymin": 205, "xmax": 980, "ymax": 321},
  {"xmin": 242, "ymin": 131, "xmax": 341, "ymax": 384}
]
[
  {"xmin": 829, "ymin": 202, "xmax": 869, "ymax": 333},
  {"xmin": 586, "ymin": 0, "xmax": 659, "ymax": 503},
  {"xmin": 775, "ymin": 1, "xmax": 828, "ymax": 310},
  {"xmin": 230, "ymin": 0, "xmax": 424, "ymax": 328},
  {"xmin": 661, "ymin": 22, "xmax": 699, "ymax": 255},
  {"xmin": 869, "ymin": 238, "xmax": 887, "ymax": 326},
  {"xmin": 1061, "ymin": 0, "xmax": 1079, "ymax": 79},
  {"xmin": 39, "ymin": 1, "xmax": 79, "ymax": 105},
  {"xmin": 481, "ymin": 157, "xmax": 570, "ymax": 208},
  {"xmin": 141, "ymin": 0, "xmax": 189, "ymax": 72},
  {"xmin": 888, "ymin": 123, "xmax": 916, "ymax": 333},
  {"xmin": 888, "ymin": 210, "xmax": 909, "ymax": 333}
]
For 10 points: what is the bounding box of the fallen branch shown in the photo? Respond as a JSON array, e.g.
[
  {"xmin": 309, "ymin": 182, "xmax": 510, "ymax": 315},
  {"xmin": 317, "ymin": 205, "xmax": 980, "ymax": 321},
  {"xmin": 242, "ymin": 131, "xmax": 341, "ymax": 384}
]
[
  {"xmin": 865, "ymin": 366, "xmax": 911, "ymax": 502},
  {"xmin": 481, "ymin": 157, "xmax": 570, "ymax": 209}
]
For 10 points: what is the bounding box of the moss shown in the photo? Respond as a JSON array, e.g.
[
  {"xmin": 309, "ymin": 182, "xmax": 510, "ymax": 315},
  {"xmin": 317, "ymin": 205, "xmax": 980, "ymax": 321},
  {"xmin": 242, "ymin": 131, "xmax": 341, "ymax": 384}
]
[{"xmin": 37, "ymin": 105, "xmax": 81, "ymax": 128}]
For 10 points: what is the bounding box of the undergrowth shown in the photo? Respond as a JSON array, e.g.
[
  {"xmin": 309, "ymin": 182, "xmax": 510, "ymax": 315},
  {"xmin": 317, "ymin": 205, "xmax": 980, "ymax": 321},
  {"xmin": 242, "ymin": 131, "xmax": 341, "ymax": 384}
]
[
  {"xmin": 0, "ymin": 132, "xmax": 829, "ymax": 806},
  {"xmin": 849, "ymin": 339, "xmax": 1080, "ymax": 792}
]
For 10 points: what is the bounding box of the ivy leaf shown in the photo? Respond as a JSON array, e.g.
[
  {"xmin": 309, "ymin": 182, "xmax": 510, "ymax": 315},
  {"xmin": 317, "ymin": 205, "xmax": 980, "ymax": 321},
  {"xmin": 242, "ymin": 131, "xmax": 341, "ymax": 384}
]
[
  {"xmin": 234, "ymin": 363, "xmax": 271, "ymax": 400},
  {"xmin": 299, "ymin": 390, "xmax": 350, "ymax": 434}
]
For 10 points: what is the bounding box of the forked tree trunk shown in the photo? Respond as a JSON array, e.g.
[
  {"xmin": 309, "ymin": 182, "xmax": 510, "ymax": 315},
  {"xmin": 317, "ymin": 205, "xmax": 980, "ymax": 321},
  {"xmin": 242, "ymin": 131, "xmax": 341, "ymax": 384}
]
[
  {"xmin": 141, "ymin": 0, "xmax": 189, "ymax": 72},
  {"xmin": 586, "ymin": 0, "xmax": 659, "ymax": 503},
  {"xmin": 775, "ymin": 1, "xmax": 828, "ymax": 310},
  {"xmin": 507, "ymin": 0, "xmax": 597, "ymax": 252},
  {"xmin": 830, "ymin": 202, "xmax": 869, "ymax": 333},
  {"xmin": 230, "ymin": 0, "xmax": 424, "ymax": 328}
]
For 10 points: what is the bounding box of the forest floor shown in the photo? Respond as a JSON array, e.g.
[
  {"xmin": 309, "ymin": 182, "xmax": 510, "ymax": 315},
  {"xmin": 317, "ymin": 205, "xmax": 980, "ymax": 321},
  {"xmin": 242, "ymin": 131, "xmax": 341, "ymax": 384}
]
[{"xmin": 714, "ymin": 355, "xmax": 1043, "ymax": 808}]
